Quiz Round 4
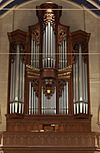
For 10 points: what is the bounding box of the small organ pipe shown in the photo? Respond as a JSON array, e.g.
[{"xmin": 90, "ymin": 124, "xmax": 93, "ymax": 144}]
[
  {"xmin": 29, "ymin": 82, "xmax": 31, "ymax": 114},
  {"xmin": 35, "ymin": 41, "xmax": 36, "ymax": 68},
  {"xmin": 15, "ymin": 44, "xmax": 20, "ymax": 101},
  {"xmin": 51, "ymin": 24, "xmax": 53, "ymax": 65},
  {"xmin": 73, "ymin": 64, "xmax": 76, "ymax": 103},
  {"xmin": 22, "ymin": 63, "xmax": 25, "ymax": 102},
  {"xmin": 13, "ymin": 61, "xmax": 16, "ymax": 100},
  {"xmin": 79, "ymin": 44, "xmax": 83, "ymax": 101},
  {"xmin": 82, "ymin": 62, "xmax": 84, "ymax": 101},
  {"xmin": 34, "ymin": 91, "xmax": 35, "ymax": 114},
  {"xmin": 45, "ymin": 26, "xmax": 48, "ymax": 66},
  {"xmin": 32, "ymin": 86, "xmax": 34, "ymax": 114},
  {"xmin": 19, "ymin": 59, "xmax": 22, "ymax": 100},
  {"xmin": 36, "ymin": 44, "xmax": 37, "ymax": 68},
  {"xmin": 63, "ymin": 40, "xmax": 65, "ymax": 68},
  {"xmin": 10, "ymin": 63, "xmax": 14, "ymax": 101},
  {"xmin": 48, "ymin": 22, "xmax": 50, "ymax": 58},
  {"xmin": 66, "ymin": 82, "xmax": 68, "ymax": 114},
  {"xmin": 42, "ymin": 87, "xmax": 43, "ymax": 114},
  {"xmin": 52, "ymin": 29, "xmax": 55, "ymax": 67},
  {"xmin": 62, "ymin": 41, "xmax": 63, "ymax": 68},
  {"xmin": 85, "ymin": 63, "xmax": 88, "ymax": 101},
  {"xmin": 76, "ymin": 57, "xmax": 79, "ymax": 102},
  {"xmin": 63, "ymin": 85, "xmax": 65, "ymax": 114}
]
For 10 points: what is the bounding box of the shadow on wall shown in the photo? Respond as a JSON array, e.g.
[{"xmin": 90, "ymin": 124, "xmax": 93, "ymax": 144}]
[
  {"xmin": 97, "ymin": 104, "xmax": 100, "ymax": 128},
  {"xmin": 0, "ymin": 105, "xmax": 2, "ymax": 124}
]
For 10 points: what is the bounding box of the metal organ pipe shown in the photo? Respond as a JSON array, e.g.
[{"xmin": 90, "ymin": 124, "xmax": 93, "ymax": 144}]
[
  {"xmin": 29, "ymin": 82, "xmax": 31, "ymax": 114},
  {"xmin": 15, "ymin": 44, "xmax": 20, "ymax": 102},
  {"xmin": 85, "ymin": 62, "xmax": 88, "ymax": 114},
  {"xmin": 31, "ymin": 38, "xmax": 39, "ymax": 69},
  {"xmin": 73, "ymin": 63, "xmax": 76, "ymax": 114},
  {"xmin": 42, "ymin": 87, "xmax": 44, "ymax": 114},
  {"xmin": 43, "ymin": 30, "xmax": 45, "ymax": 67},
  {"xmin": 73, "ymin": 44, "xmax": 88, "ymax": 115},
  {"xmin": 10, "ymin": 44, "xmax": 25, "ymax": 114},
  {"xmin": 58, "ymin": 38, "xmax": 67, "ymax": 69},
  {"xmin": 41, "ymin": 87, "xmax": 56, "ymax": 114},
  {"xmin": 45, "ymin": 25, "xmax": 48, "ymax": 67},
  {"xmin": 43, "ymin": 22, "xmax": 55, "ymax": 68},
  {"xmin": 66, "ymin": 82, "xmax": 68, "ymax": 114},
  {"xmin": 37, "ymin": 45, "xmax": 39, "ymax": 68},
  {"xmin": 59, "ymin": 82, "xmax": 68, "ymax": 114},
  {"xmin": 50, "ymin": 23, "xmax": 52, "ymax": 67},
  {"xmin": 29, "ymin": 81, "xmax": 38, "ymax": 115},
  {"xmin": 29, "ymin": 37, "xmax": 40, "ymax": 114},
  {"xmin": 79, "ymin": 44, "xmax": 83, "ymax": 101},
  {"xmin": 48, "ymin": 22, "xmax": 50, "ymax": 59}
]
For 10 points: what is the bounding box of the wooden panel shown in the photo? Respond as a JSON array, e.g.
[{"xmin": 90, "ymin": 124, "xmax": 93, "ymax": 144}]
[
  {"xmin": 6, "ymin": 114, "xmax": 91, "ymax": 132},
  {"xmin": 1, "ymin": 131, "xmax": 96, "ymax": 153}
]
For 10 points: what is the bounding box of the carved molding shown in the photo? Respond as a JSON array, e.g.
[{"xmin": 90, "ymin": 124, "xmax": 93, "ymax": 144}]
[{"xmin": 58, "ymin": 24, "xmax": 68, "ymax": 44}]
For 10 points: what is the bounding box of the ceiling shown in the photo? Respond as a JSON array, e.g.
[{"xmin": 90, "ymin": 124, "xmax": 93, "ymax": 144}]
[{"xmin": 0, "ymin": 0, "xmax": 100, "ymax": 17}]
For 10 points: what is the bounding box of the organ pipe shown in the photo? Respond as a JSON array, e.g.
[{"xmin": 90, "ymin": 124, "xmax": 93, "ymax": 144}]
[
  {"xmin": 58, "ymin": 38, "xmax": 67, "ymax": 69},
  {"xmin": 59, "ymin": 82, "xmax": 68, "ymax": 114},
  {"xmin": 79, "ymin": 44, "xmax": 83, "ymax": 101},
  {"xmin": 42, "ymin": 22, "xmax": 55, "ymax": 68},
  {"xmin": 10, "ymin": 44, "xmax": 25, "ymax": 114},
  {"xmin": 41, "ymin": 86, "xmax": 56, "ymax": 114},
  {"xmin": 31, "ymin": 38, "xmax": 39, "ymax": 68},
  {"xmin": 29, "ymin": 81, "xmax": 38, "ymax": 114},
  {"xmin": 73, "ymin": 44, "xmax": 88, "ymax": 114}
]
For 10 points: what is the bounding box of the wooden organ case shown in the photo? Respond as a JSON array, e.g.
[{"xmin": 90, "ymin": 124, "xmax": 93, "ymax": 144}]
[{"xmin": 2, "ymin": 2, "xmax": 97, "ymax": 153}]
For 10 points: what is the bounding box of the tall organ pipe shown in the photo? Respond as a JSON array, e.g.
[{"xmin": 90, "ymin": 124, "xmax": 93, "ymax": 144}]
[
  {"xmin": 43, "ymin": 22, "xmax": 55, "ymax": 68},
  {"xmin": 73, "ymin": 44, "xmax": 88, "ymax": 114},
  {"xmin": 79, "ymin": 44, "xmax": 83, "ymax": 101},
  {"xmin": 10, "ymin": 44, "xmax": 25, "ymax": 114}
]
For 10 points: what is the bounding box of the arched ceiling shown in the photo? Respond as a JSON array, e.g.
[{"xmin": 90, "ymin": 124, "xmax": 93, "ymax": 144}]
[{"xmin": 0, "ymin": 0, "xmax": 100, "ymax": 17}]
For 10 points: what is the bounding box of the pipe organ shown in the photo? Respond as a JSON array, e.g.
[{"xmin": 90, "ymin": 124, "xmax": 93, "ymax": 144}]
[
  {"xmin": 5, "ymin": 3, "xmax": 96, "ymax": 153},
  {"xmin": 8, "ymin": 3, "xmax": 90, "ymax": 117}
]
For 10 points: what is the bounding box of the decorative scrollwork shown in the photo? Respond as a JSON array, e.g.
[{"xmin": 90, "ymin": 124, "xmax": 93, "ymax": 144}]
[
  {"xmin": 43, "ymin": 9, "xmax": 55, "ymax": 25},
  {"xmin": 42, "ymin": 79, "xmax": 56, "ymax": 99},
  {"xmin": 32, "ymin": 29, "xmax": 40, "ymax": 45},
  {"xmin": 58, "ymin": 25, "xmax": 67, "ymax": 44},
  {"xmin": 58, "ymin": 65, "xmax": 72, "ymax": 80},
  {"xmin": 26, "ymin": 64, "xmax": 40, "ymax": 80},
  {"xmin": 58, "ymin": 80, "xmax": 66, "ymax": 97},
  {"xmin": 73, "ymin": 42, "xmax": 88, "ymax": 63},
  {"xmin": 32, "ymin": 80, "xmax": 39, "ymax": 97},
  {"xmin": 26, "ymin": 64, "xmax": 72, "ymax": 99}
]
